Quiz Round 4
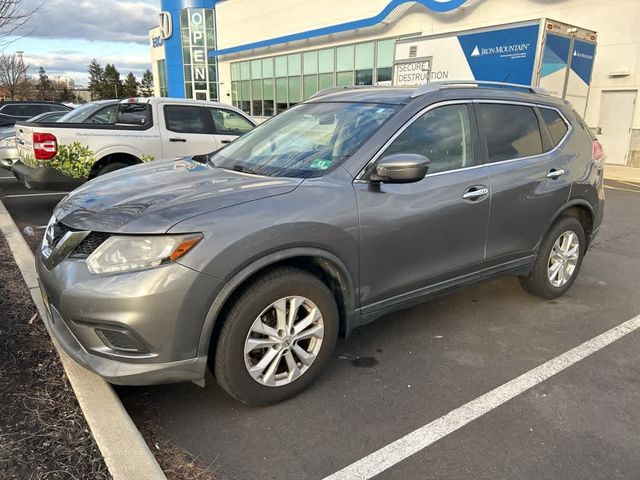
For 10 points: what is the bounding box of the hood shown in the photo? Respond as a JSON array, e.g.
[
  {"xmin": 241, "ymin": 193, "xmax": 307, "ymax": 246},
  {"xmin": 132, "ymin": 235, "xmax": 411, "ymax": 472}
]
[{"xmin": 54, "ymin": 158, "xmax": 302, "ymax": 233}]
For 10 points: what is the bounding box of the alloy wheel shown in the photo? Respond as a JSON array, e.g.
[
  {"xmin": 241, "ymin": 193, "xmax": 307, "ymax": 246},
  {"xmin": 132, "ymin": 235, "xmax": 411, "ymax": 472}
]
[{"xmin": 547, "ymin": 230, "xmax": 580, "ymax": 288}]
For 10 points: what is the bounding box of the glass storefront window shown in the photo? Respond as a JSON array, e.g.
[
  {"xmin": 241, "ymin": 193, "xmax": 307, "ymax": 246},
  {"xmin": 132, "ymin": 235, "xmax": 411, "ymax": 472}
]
[
  {"xmin": 303, "ymin": 74, "xmax": 318, "ymax": 99},
  {"xmin": 355, "ymin": 69, "xmax": 373, "ymax": 85},
  {"xmin": 251, "ymin": 59, "xmax": 262, "ymax": 79},
  {"xmin": 336, "ymin": 45, "xmax": 354, "ymax": 71},
  {"xmin": 262, "ymin": 57, "xmax": 273, "ymax": 77},
  {"xmin": 231, "ymin": 81, "xmax": 239, "ymax": 106},
  {"xmin": 318, "ymin": 72, "xmax": 334, "ymax": 90},
  {"xmin": 276, "ymin": 77, "xmax": 287, "ymax": 113},
  {"xmin": 263, "ymin": 78, "xmax": 274, "ymax": 116},
  {"xmin": 318, "ymin": 48, "xmax": 334, "ymax": 74},
  {"xmin": 355, "ymin": 42, "xmax": 374, "ymax": 70},
  {"xmin": 230, "ymin": 37, "xmax": 403, "ymax": 116},
  {"xmin": 376, "ymin": 39, "xmax": 395, "ymax": 68},
  {"xmin": 287, "ymin": 53, "xmax": 301, "ymax": 76},
  {"xmin": 275, "ymin": 56, "xmax": 287, "ymax": 77},
  {"xmin": 252, "ymin": 79, "xmax": 263, "ymax": 116},
  {"xmin": 288, "ymin": 76, "xmax": 301, "ymax": 105},
  {"xmin": 336, "ymin": 71, "xmax": 353, "ymax": 86},
  {"xmin": 240, "ymin": 62, "xmax": 250, "ymax": 80},
  {"xmin": 303, "ymin": 51, "xmax": 318, "ymax": 75}
]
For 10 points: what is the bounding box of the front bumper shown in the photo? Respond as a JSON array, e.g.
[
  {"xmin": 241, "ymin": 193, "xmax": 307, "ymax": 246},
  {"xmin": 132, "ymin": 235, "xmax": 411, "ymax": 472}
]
[
  {"xmin": 37, "ymin": 252, "xmax": 221, "ymax": 385},
  {"xmin": 12, "ymin": 160, "xmax": 84, "ymax": 190}
]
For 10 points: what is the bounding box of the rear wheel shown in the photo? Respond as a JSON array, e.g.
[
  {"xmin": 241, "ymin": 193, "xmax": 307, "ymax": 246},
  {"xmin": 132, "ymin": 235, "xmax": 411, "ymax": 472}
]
[
  {"xmin": 96, "ymin": 162, "xmax": 129, "ymax": 177},
  {"xmin": 519, "ymin": 216, "xmax": 585, "ymax": 299},
  {"xmin": 214, "ymin": 267, "xmax": 339, "ymax": 405}
]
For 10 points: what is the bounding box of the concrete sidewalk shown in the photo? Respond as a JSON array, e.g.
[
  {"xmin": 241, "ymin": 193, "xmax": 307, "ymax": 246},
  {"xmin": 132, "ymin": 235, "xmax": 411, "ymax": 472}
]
[{"xmin": 604, "ymin": 164, "xmax": 640, "ymax": 182}]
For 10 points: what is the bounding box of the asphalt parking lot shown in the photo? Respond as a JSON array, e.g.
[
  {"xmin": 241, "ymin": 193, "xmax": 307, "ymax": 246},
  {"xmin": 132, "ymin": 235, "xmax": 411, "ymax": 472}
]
[{"xmin": 2, "ymin": 169, "xmax": 640, "ymax": 480}]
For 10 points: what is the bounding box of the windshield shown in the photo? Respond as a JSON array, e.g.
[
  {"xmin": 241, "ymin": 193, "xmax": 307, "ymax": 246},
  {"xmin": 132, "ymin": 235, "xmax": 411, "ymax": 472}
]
[
  {"xmin": 57, "ymin": 102, "xmax": 113, "ymax": 123},
  {"xmin": 210, "ymin": 102, "xmax": 399, "ymax": 178}
]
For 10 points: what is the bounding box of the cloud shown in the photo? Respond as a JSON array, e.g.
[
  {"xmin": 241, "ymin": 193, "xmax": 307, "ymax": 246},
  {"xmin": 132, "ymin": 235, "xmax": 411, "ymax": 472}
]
[{"xmin": 18, "ymin": 0, "xmax": 160, "ymax": 44}]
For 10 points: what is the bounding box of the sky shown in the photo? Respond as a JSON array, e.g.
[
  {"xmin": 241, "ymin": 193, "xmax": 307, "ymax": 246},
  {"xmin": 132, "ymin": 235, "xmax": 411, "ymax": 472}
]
[{"xmin": 1, "ymin": 0, "xmax": 161, "ymax": 86}]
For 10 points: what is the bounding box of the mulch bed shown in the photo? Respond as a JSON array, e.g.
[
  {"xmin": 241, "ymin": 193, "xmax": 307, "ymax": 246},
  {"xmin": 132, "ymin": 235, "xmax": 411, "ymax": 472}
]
[{"xmin": 0, "ymin": 232, "xmax": 111, "ymax": 479}]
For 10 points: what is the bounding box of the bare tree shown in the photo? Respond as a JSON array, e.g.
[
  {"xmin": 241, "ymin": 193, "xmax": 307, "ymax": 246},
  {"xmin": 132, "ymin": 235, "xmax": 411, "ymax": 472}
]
[
  {"xmin": 0, "ymin": 53, "xmax": 29, "ymax": 99},
  {"xmin": 0, "ymin": 0, "xmax": 39, "ymax": 39}
]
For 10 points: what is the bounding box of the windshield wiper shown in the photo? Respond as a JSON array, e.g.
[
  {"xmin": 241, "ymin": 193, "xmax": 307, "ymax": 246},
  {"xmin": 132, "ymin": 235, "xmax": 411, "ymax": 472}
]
[{"xmin": 232, "ymin": 164, "xmax": 260, "ymax": 175}]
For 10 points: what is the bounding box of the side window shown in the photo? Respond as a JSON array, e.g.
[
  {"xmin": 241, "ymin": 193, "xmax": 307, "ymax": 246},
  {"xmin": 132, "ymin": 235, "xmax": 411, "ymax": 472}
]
[
  {"xmin": 539, "ymin": 108, "xmax": 569, "ymax": 146},
  {"xmin": 1, "ymin": 104, "xmax": 30, "ymax": 116},
  {"xmin": 86, "ymin": 104, "xmax": 118, "ymax": 124},
  {"xmin": 164, "ymin": 105, "xmax": 210, "ymax": 134},
  {"xmin": 477, "ymin": 104, "xmax": 543, "ymax": 162},
  {"xmin": 26, "ymin": 104, "xmax": 52, "ymax": 116},
  {"xmin": 384, "ymin": 104, "xmax": 474, "ymax": 175},
  {"xmin": 116, "ymin": 103, "xmax": 150, "ymax": 126},
  {"xmin": 209, "ymin": 108, "xmax": 254, "ymax": 136}
]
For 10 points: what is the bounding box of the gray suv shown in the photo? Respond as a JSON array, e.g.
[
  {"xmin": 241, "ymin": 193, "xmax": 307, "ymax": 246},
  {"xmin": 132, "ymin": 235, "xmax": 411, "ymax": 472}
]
[{"xmin": 37, "ymin": 82, "xmax": 604, "ymax": 405}]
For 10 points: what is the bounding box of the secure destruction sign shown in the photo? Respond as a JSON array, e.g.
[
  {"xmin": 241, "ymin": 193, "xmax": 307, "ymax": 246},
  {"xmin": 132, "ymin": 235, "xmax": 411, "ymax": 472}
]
[{"xmin": 394, "ymin": 58, "xmax": 432, "ymax": 87}]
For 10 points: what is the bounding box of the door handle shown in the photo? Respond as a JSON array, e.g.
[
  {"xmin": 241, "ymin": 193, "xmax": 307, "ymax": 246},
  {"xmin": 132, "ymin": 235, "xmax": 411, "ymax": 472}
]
[
  {"xmin": 462, "ymin": 186, "xmax": 489, "ymax": 201},
  {"xmin": 546, "ymin": 168, "xmax": 565, "ymax": 179},
  {"xmin": 221, "ymin": 139, "xmax": 231, "ymax": 144},
  {"xmin": 169, "ymin": 137, "xmax": 187, "ymax": 142}
]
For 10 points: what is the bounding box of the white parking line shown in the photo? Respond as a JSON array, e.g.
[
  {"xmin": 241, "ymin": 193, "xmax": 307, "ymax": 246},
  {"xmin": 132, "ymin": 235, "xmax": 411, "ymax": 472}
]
[
  {"xmin": 3, "ymin": 192, "xmax": 68, "ymax": 198},
  {"xmin": 323, "ymin": 314, "xmax": 640, "ymax": 480}
]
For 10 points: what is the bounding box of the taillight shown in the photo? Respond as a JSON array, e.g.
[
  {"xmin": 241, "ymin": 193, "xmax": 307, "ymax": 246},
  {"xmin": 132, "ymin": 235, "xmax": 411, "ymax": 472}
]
[
  {"xmin": 592, "ymin": 139, "xmax": 604, "ymax": 170},
  {"xmin": 33, "ymin": 132, "xmax": 57, "ymax": 160}
]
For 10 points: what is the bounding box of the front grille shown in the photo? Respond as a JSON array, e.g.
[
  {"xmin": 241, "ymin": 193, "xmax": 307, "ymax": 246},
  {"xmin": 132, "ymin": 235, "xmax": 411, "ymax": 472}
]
[
  {"xmin": 95, "ymin": 328, "xmax": 143, "ymax": 353},
  {"xmin": 72, "ymin": 232, "xmax": 111, "ymax": 257}
]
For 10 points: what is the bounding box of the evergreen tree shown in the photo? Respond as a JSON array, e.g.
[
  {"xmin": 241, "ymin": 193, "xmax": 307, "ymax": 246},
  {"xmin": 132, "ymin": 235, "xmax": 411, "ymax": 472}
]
[
  {"xmin": 122, "ymin": 72, "xmax": 139, "ymax": 97},
  {"xmin": 140, "ymin": 69, "xmax": 154, "ymax": 97},
  {"xmin": 102, "ymin": 63, "xmax": 123, "ymax": 98},
  {"xmin": 36, "ymin": 66, "xmax": 51, "ymax": 100},
  {"xmin": 87, "ymin": 59, "xmax": 104, "ymax": 100}
]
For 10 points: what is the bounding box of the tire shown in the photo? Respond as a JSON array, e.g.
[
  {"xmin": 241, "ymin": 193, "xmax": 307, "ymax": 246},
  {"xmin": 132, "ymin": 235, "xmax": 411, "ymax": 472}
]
[
  {"xmin": 96, "ymin": 162, "xmax": 129, "ymax": 177},
  {"xmin": 519, "ymin": 216, "xmax": 586, "ymax": 299},
  {"xmin": 214, "ymin": 267, "xmax": 339, "ymax": 405}
]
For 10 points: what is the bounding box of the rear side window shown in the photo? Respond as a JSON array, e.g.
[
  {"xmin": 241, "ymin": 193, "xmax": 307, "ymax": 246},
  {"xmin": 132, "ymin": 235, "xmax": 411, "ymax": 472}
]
[
  {"xmin": 539, "ymin": 108, "xmax": 569, "ymax": 146},
  {"xmin": 477, "ymin": 104, "xmax": 543, "ymax": 162},
  {"xmin": 1, "ymin": 104, "xmax": 48, "ymax": 117},
  {"xmin": 116, "ymin": 103, "xmax": 150, "ymax": 125},
  {"xmin": 164, "ymin": 105, "xmax": 210, "ymax": 134}
]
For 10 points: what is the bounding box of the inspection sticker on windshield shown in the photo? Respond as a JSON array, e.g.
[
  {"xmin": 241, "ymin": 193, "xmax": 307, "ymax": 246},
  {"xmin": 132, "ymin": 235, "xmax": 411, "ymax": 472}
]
[{"xmin": 311, "ymin": 159, "xmax": 333, "ymax": 170}]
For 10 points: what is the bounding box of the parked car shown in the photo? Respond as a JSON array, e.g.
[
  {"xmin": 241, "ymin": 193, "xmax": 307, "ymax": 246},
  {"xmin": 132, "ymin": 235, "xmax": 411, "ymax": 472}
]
[
  {"xmin": 0, "ymin": 100, "xmax": 71, "ymax": 128},
  {"xmin": 12, "ymin": 97, "xmax": 256, "ymax": 190},
  {"xmin": 36, "ymin": 82, "xmax": 604, "ymax": 405},
  {"xmin": 0, "ymin": 110, "xmax": 71, "ymax": 170}
]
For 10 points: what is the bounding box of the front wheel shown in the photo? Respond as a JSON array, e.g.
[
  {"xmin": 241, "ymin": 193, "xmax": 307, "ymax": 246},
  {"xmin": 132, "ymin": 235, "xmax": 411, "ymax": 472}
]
[
  {"xmin": 519, "ymin": 216, "xmax": 586, "ymax": 299},
  {"xmin": 214, "ymin": 267, "xmax": 339, "ymax": 405},
  {"xmin": 96, "ymin": 161, "xmax": 129, "ymax": 177}
]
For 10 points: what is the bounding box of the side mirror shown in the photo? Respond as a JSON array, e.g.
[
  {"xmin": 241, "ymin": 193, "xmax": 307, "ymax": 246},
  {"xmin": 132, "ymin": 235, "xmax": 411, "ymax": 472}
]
[{"xmin": 371, "ymin": 153, "xmax": 430, "ymax": 184}]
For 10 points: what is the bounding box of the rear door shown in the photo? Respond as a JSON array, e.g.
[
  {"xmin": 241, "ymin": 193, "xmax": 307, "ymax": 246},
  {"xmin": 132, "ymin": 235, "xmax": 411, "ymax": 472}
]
[
  {"xmin": 159, "ymin": 103, "xmax": 219, "ymax": 159},
  {"xmin": 477, "ymin": 101, "xmax": 572, "ymax": 262}
]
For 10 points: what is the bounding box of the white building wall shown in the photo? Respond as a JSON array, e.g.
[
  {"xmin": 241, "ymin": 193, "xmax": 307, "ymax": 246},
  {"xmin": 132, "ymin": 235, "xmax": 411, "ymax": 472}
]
[
  {"xmin": 149, "ymin": 27, "xmax": 166, "ymax": 97},
  {"xmin": 215, "ymin": 0, "xmax": 640, "ymax": 133}
]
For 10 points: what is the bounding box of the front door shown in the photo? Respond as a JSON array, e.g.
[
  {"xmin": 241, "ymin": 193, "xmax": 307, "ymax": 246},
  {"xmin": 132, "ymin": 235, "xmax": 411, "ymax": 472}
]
[
  {"xmin": 597, "ymin": 90, "xmax": 636, "ymax": 166},
  {"xmin": 159, "ymin": 103, "xmax": 220, "ymax": 159},
  {"xmin": 356, "ymin": 103, "xmax": 490, "ymax": 314}
]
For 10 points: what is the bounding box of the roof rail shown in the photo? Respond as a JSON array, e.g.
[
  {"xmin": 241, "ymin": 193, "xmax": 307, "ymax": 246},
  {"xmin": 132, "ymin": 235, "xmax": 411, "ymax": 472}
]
[
  {"xmin": 310, "ymin": 85, "xmax": 379, "ymax": 99},
  {"xmin": 411, "ymin": 81, "xmax": 550, "ymax": 98}
]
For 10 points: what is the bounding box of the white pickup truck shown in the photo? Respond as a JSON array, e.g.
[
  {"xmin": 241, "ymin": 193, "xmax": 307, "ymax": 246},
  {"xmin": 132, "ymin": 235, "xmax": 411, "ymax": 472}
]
[{"xmin": 13, "ymin": 97, "xmax": 256, "ymax": 190}]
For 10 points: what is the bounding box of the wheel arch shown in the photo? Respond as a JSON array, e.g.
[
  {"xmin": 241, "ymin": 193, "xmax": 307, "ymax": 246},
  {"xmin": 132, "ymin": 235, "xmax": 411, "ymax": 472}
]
[
  {"xmin": 89, "ymin": 152, "xmax": 143, "ymax": 178},
  {"xmin": 197, "ymin": 247, "xmax": 358, "ymax": 365},
  {"xmin": 540, "ymin": 200, "xmax": 595, "ymax": 250}
]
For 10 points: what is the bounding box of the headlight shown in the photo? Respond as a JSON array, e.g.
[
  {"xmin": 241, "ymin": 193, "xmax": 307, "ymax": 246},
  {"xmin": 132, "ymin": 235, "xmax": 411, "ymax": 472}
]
[{"xmin": 86, "ymin": 234, "xmax": 202, "ymax": 274}]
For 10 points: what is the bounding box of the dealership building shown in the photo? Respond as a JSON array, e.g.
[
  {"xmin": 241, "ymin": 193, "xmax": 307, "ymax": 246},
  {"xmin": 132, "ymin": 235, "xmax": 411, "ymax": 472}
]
[{"xmin": 149, "ymin": 0, "xmax": 640, "ymax": 166}]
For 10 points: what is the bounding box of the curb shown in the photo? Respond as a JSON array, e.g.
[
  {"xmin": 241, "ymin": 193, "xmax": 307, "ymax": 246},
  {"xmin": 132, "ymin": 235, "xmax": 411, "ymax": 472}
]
[{"xmin": 0, "ymin": 200, "xmax": 166, "ymax": 480}]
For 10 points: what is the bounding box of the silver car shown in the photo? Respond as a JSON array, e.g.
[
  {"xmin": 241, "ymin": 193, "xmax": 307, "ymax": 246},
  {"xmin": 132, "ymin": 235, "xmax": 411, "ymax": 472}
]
[{"xmin": 37, "ymin": 82, "xmax": 605, "ymax": 405}]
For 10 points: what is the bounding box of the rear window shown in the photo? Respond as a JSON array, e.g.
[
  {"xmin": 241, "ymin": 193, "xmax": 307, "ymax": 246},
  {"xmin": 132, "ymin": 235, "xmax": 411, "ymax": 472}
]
[
  {"xmin": 539, "ymin": 108, "xmax": 569, "ymax": 146},
  {"xmin": 116, "ymin": 103, "xmax": 150, "ymax": 125},
  {"xmin": 477, "ymin": 104, "xmax": 543, "ymax": 162}
]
